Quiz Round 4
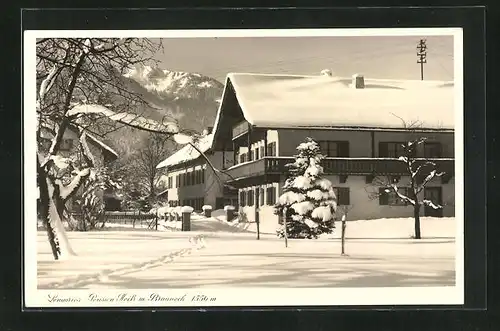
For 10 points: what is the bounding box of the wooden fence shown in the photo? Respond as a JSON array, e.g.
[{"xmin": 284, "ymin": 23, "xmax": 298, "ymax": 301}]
[{"xmin": 101, "ymin": 211, "xmax": 158, "ymax": 230}]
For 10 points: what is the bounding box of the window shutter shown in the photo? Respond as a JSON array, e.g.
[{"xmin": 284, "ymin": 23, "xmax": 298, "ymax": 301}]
[
  {"xmin": 260, "ymin": 188, "xmax": 265, "ymax": 205},
  {"xmin": 340, "ymin": 187, "xmax": 350, "ymax": 205},
  {"xmin": 379, "ymin": 188, "xmax": 388, "ymax": 205},
  {"xmin": 266, "ymin": 187, "xmax": 273, "ymax": 205},
  {"xmin": 379, "ymin": 142, "xmax": 389, "ymax": 157},
  {"xmin": 260, "ymin": 146, "xmax": 265, "ymax": 157},
  {"xmin": 435, "ymin": 143, "xmax": 443, "ymax": 158},
  {"xmin": 339, "ymin": 141, "xmax": 350, "ymax": 157},
  {"xmin": 240, "ymin": 191, "xmax": 245, "ymax": 207}
]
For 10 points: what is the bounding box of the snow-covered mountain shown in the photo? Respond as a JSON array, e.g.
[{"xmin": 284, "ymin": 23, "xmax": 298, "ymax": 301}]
[
  {"xmin": 124, "ymin": 65, "xmax": 223, "ymax": 102},
  {"xmin": 121, "ymin": 64, "xmax": 224, "ymax": 134},
  {"xmin": 100, "ymin": 65, "xmax": 224, "ymax": 158}
]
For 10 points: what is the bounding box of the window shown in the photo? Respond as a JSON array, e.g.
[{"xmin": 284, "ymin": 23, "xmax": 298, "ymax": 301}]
[
  {"xmin": 379, "ymin": 142, "xmax": 416, "ymax": 158},
  {"xmin": 266, "ymin": 186, "xmax": 276, "ymax": 205},
  {"xmin": 424, "ymin": 142, "xmax": 442, "ymax": 158},
  {"xmin": 186, "ymin": 172, "xmax": 191, "ymax": 186},
  {"xmin": 379, "ymin": 187, "xmax": 410, "ymax": 206},
  {"xmin": 317, "ymin": 141, "xmax": 349, "ymax": 157},
  {"xmin": 247, "ymin": 189, "xmax": 254, "ymax": 206},
  {"xmin": 239, "ymin": 191, "xmax": 246, "ymax": 207},
  {"xmin": 201, "ymin": 169, "xmax": 205, "ymax": 184},
  {"xmin": 254, "ymin": 148, "xmax": 259, "ymax": 160},
  {"xmin": 259, "ymin": 187, "xmax": 265, "ymax": 206},
  {"xmin": 60, "ymin": 138, "xmax": 74, "ymax": 151},
  {"xmin": 266, "ymin": 142, "xmax": 277, "ymax": 156},
  {"xmin": 260, "ymin": 146, "xmax": 265, "ymax": 158},
  {"xmin": 332, "ymin": 187, "xmax": 350, "ymax": 206},
  {"xmin": 240, "ymin": 153, "xmax": 247, "ymax": 163},
  {"xmin": 167, "ymin": 177, "xmax": 172, "ymax": 189},
  {"xmin": 248, "ymin": 150, "xmax": 254, "ymax": 162}
]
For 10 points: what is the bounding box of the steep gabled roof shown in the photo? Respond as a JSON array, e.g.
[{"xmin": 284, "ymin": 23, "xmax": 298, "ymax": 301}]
[
  {"xmin": 39, "ymin": 121, "xmax": 119, "ymax": 159},
  {"xmin": 156, "ymin": 133, "xmax": 214, "ymax": 170},
  {"xmin": 85, "ymin": 133, "xmax": 119, "ymax": 158},
  {"xmin": 210, "ymin": 72, "xmax": 455, "ymax": 148}
]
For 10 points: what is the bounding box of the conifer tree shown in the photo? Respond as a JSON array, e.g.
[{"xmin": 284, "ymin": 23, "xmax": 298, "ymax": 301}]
[{"xmin": 274, "ymin": 137, "xmax": 337, "ymax": 239}]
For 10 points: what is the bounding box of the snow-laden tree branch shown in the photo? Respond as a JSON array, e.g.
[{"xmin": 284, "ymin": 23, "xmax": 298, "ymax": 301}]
[
  {"xmin": 370, "ymin": 134, "xmax": 448, "ymax": 239},
  {"xmin": 36, "ymin": 37, "xmax": 166, "ymax": 260}
]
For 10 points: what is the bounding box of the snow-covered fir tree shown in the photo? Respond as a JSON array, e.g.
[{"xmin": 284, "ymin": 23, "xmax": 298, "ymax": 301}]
[{"xmin": 274, "ymin": 137, "xmax": 337, "ymax": 239}]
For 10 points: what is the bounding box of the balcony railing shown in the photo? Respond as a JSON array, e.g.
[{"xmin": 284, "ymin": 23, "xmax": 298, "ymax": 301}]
[
  {"xmin": 224, "ymin": 157, "xmax": 455, "ymax": 182},
  {"xmin": 232, "ymin": 121, "xmax": 249, "ymax": 139}
]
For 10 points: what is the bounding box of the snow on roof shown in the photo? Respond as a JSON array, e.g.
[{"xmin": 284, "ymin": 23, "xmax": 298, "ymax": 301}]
[
  {"xmin": 224, "ymin": 72, "xmax": 454, "ymax": 130},
  {"xmin": 156, "ymin": 133, "xmax": 214, "ymax": 169},
  {"xmin": 85, "ymin": 133, "xmax": 119, "ymax": 158}
]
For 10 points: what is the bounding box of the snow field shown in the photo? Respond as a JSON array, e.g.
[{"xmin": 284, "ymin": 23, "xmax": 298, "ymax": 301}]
[
  {"xmin": 37, "ymin": 231, "xmax": 205, "ymax": 289},
  {"xmin": 37, "ymin": 215, "xmax": 456, "ymax": 289},
  {"xmin": 85, "ymin": 230, "xmax": 454, "ymax": 289}
]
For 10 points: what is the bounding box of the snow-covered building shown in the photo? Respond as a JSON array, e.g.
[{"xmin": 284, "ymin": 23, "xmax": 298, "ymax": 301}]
[
  {"xmin": 156, "ymin": 131, "xmax": 238, "ymax": 211},
  {"xmin": 39, "ymin": 123, "xmax": 120, "ymax": 210},
  {"xmin": 39, "ymin": 123, "xmax": 119, "ymax": 167},
  {"xmin": 206, "ymin": 72, "xmax": 455, "ymax": 222}
]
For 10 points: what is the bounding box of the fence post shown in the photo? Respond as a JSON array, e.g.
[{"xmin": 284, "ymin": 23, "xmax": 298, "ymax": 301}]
[
  {"xmin": 181, "ymin": 206, "xmax": 194, "ymax": 231},
  {"xmin": 224, "ymin": 205, "xmax": 235, "ymax": 222}
]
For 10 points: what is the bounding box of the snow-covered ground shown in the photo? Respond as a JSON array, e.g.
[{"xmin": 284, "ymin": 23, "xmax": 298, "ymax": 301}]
[{"xmin": 37, "ymin": 214, "xmax": 456, "ymax": 289}]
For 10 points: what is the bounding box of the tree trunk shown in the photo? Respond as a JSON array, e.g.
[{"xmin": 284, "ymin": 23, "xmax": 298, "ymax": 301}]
[
  {"xmin": 414, "ymin": 204, "xmax": 421, "ymax": 239},
  {"xmin": 37, "ymin": 155, "xmax": 77, "ymax": 259},
  {"xmin": 37, "ymin": 156, "xmax": 59, "ymax": 259}
]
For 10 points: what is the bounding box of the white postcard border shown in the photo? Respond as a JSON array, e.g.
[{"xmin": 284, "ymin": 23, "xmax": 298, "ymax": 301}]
[{"xmin": 23, "ymin": 27, "xmax": 464, "ymax": 308}]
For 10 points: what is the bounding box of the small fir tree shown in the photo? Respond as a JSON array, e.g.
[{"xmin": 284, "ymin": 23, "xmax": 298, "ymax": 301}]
[{"xmin": 274, "ymin": 137, "xmax": 337, "ymax": 239}]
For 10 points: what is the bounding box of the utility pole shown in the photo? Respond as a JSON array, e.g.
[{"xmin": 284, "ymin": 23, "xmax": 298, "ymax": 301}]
[{"xmin": 416, "ymin": 39, "xmax": 427, "ymax": 80}]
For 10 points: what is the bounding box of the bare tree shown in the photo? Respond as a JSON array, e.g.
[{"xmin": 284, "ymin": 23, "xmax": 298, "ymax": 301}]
[
  {"xmin": 36, "ymin": 38, "xmax": 180, "ymax": 260},
  {"xmin": 368, "ymin": 137, "xmax": 446, "ymax": 239},
  {"xmin": 127, "ymin": 133, "xmax": 174, "ymax": 200}
]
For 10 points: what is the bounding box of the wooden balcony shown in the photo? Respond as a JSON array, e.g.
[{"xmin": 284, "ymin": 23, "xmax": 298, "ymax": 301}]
[
  {"xmin": 224, "ymin": 157, "xmax": 455, "ymax": 182},
  {"xmin": 232, "ymin": 121, "xmax": 249, "ymax": 139}
]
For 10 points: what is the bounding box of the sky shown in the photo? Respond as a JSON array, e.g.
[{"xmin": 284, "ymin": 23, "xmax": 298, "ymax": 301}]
[{"xmin": 154, "ymin": 35, "xmax": 454, "ymax": 83}]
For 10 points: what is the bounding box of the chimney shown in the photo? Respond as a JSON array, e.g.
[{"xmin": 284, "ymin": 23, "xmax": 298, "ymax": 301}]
[{"xmin": 352, "ymin": 74, "xmax": 365, "ymax": 89}]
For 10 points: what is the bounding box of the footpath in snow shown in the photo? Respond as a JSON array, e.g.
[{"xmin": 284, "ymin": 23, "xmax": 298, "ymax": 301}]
[{"xmin": 37, "ymin": 212, "xmax": 456, "ymax": 289}]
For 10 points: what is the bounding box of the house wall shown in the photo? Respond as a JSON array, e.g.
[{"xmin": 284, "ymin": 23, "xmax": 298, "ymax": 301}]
[
  {"xmin": 239, "ymin": 182, "xmax": 281, "ymax": 224},
  {"xmin": 162, "ymin": 151, "xmax": 229, "ymax": 210},
  {"xmin": 278, "ymin": 129, "xmax": 454, "ymax": 158},
  {"xmin": 236, "ymin": 130, "xmax": 280, "ymax": 159},
  {"xmin": 237, "ymin": 175, "xmax": 455, "ymax": 225}
]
